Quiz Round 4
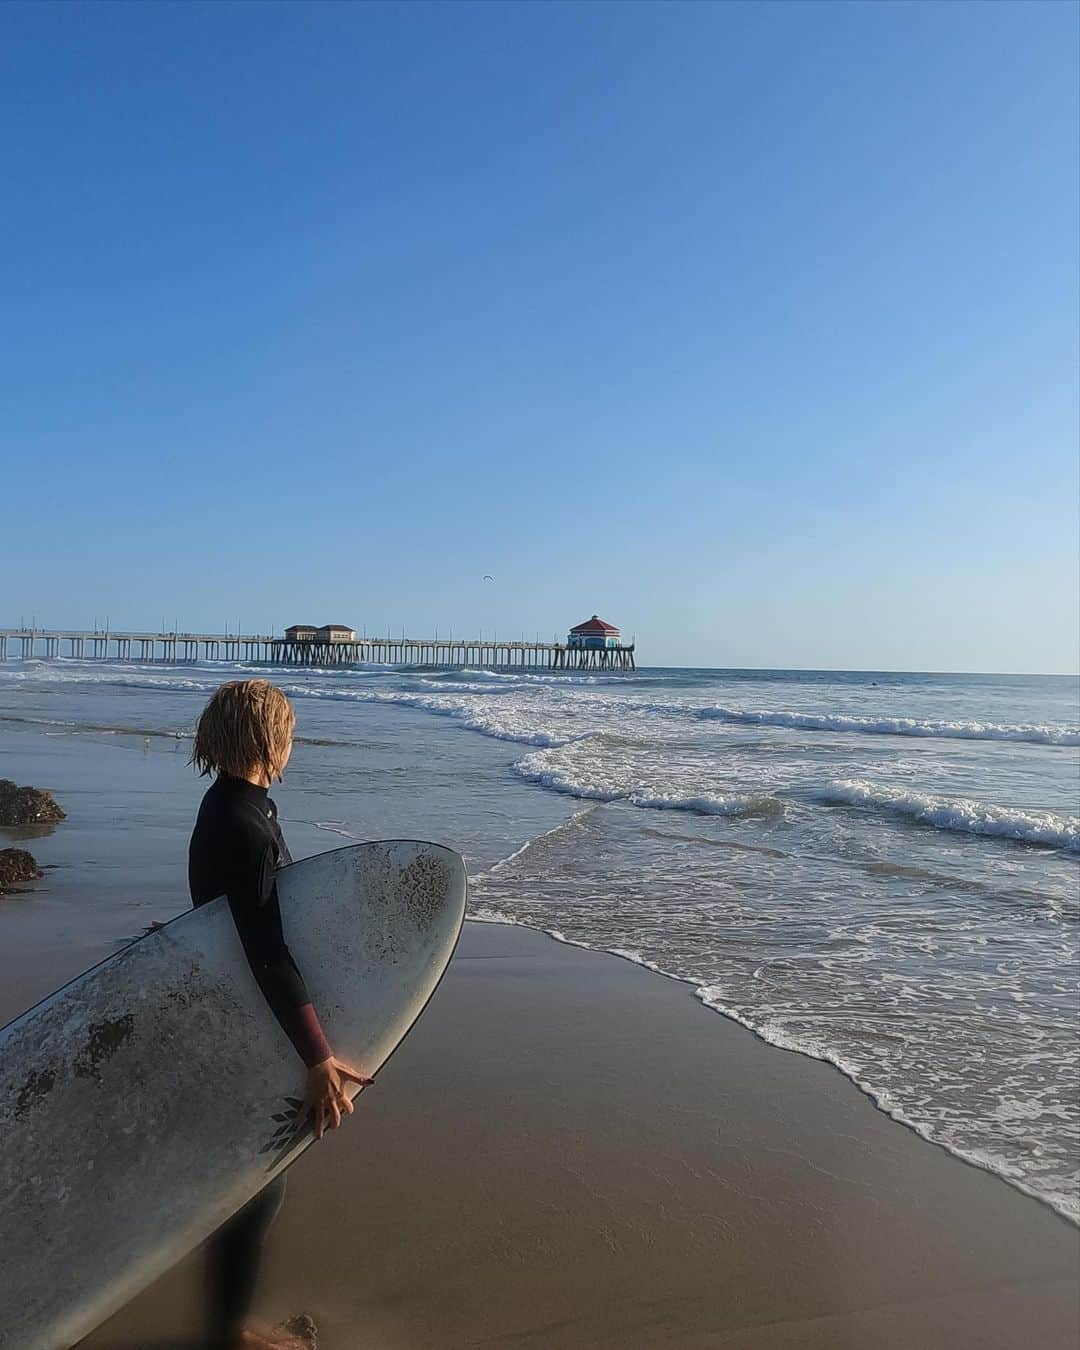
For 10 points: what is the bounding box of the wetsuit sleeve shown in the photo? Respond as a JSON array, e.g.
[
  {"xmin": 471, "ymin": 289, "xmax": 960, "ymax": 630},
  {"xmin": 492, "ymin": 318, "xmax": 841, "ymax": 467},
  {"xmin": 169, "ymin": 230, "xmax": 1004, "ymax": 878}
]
[{"xmin": 225, "ymin": 836, "xmax": 332, "ymax": 1069}]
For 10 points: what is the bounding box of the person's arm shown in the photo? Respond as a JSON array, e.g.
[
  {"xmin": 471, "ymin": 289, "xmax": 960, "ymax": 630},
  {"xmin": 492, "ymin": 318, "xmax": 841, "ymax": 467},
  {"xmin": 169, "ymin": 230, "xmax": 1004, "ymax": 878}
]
[
  {"xmin": 225, "ymin": 834, "xmax": 333, "ymax": 1069},
  {"xmin": 226, "ymin": 826, "xmax": 376, "ymax": 1135}
]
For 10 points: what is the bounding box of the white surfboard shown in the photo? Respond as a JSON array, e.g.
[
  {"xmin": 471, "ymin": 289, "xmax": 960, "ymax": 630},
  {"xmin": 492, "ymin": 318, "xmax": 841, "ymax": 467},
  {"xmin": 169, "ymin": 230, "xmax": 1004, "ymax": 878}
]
[{"xmin": 0, "ymin": 840, "xmax": 467, "ymax": 1350}]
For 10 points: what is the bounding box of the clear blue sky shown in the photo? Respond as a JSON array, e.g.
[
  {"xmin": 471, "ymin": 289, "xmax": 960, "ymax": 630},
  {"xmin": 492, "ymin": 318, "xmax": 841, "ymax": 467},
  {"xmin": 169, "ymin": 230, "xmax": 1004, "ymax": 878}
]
[{"xmin": 3, "ymin": 0, "xmax": 1077, "ymax": 672}]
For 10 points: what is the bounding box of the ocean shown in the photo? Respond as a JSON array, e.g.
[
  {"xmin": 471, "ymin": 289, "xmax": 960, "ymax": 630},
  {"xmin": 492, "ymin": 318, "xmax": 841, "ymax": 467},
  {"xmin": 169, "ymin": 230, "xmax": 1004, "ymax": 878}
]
[{"xmin": 0, "ymin": 658, "xmax": 1076, "ymax": 1223}]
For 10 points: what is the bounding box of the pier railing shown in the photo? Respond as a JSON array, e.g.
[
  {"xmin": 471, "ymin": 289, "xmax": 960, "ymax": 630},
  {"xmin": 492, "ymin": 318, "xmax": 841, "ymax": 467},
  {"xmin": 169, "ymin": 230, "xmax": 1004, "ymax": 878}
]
[{"xmin": 0, "ymin": 629, "xmax": 636, "ymax": 672}]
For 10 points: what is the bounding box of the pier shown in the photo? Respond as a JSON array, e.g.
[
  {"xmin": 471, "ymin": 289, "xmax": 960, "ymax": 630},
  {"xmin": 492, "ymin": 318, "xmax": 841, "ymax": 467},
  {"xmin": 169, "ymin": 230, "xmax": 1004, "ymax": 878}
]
[{"xmin": 0, "ymin": 629, "xmax": 636, "ymax": 672}]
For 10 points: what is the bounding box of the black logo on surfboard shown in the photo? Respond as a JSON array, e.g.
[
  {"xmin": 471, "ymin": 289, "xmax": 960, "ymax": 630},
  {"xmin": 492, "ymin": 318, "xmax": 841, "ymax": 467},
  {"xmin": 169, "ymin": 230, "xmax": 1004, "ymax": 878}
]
[{"xmin": 260, "ymin": 1095, "xmax": 309, "ymax": 1169}]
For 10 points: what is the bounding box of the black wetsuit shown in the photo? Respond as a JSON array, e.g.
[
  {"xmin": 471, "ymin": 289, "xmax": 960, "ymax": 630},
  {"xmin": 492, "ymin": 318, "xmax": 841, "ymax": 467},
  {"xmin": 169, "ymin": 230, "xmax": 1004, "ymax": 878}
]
[
  {"xmin": 188, "ymin": 773, "xmax": 330, "ymax": 1068},
  {"xmin": 188, "ymin": 773, "xmax": 330, "ymax": 1341}
]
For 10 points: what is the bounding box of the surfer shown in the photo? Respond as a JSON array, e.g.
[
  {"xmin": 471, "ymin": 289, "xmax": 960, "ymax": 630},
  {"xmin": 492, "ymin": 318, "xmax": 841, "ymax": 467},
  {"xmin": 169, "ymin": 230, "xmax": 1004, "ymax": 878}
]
[{"xmin": 189, "ymin": 679, "xmax": 372, "ymax": 1350}]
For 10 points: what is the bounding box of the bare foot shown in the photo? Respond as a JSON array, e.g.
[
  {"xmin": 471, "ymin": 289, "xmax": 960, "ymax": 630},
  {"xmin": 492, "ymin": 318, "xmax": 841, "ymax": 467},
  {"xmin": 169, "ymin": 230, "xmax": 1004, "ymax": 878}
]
[
  {"xmin": 221, "ymin": 1323, "xmax": 314, "ymax": 1350},
  {"xmin": 241, "ymin": 1317, "xmax": 315, "ymax": 1350}
]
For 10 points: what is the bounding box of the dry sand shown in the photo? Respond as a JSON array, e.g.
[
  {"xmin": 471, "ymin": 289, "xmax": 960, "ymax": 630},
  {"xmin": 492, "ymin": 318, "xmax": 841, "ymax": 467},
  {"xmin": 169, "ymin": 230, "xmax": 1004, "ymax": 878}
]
[{"xmin": 75, "ymin": 921, "xmax": 1080, "ymax": 1349}]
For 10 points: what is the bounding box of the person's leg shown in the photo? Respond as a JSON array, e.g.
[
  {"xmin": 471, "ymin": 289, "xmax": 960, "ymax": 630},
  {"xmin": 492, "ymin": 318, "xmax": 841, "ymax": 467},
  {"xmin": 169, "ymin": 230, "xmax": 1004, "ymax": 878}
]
[{"xmin": 204, "ymin": 1174, "xmax": 287, "ymax": 1347}]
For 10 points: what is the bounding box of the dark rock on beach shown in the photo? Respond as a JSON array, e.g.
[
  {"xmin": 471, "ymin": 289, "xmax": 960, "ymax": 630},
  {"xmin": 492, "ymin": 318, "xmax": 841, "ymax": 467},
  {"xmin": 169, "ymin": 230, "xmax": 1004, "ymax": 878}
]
[
  {"xmin": 0, "ymin": 780, "xmax": 66, "ymax": 827},
  {"xmin": 0, "ymin": 848, "xmax": 43, "ymax": 893}
]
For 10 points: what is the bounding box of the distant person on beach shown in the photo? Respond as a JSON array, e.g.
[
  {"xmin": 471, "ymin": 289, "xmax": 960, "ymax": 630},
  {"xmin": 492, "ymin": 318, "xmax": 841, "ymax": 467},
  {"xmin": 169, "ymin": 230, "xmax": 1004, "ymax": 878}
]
[{"xmin": 188, "ymin": 679, "xmax": 371, "ymax": 1350}]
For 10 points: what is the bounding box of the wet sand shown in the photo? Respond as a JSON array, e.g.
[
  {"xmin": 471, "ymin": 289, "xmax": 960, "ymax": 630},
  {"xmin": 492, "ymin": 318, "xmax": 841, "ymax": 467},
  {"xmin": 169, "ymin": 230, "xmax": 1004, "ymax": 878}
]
[{"xmin": 75, "ymin": 920, "xmax": 1078, "ymax": 1350}]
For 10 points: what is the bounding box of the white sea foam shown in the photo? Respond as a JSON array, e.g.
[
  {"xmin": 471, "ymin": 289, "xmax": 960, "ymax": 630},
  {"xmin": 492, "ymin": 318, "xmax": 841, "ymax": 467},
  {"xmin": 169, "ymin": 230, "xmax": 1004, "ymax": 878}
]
[
  {"xmin": 695, "ymin": 705, "xmax": 1080, "ymax": 745},
  {"xmin": 0, "ymin": 666, "xmax": 218, "ymax": 695},
  {"xmin": 311, "ymin": 821, "xmax": 361, "ymax": 839},
  {"xmin": 428, "ymin": 667, "xmax": 605, "ymax": 686},
  {"xmin": 0, "ymin": 658, "xmax": 595, "ymax": 748},
  {"xmin": 275, "ymin": 683, "xmax": 584, "ymax": 748},
  {"xmin": 513, "ymin": 748, "xmax": 777, "ymax": 817},
  {"xmin": 823, "ymin": 779, "xmax": 1080, "ymax": 851}
]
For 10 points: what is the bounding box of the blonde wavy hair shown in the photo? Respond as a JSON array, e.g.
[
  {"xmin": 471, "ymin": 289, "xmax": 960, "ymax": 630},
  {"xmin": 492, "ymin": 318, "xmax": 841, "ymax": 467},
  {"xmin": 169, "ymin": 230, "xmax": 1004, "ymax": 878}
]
[{"xmin": 191, "ymin": 679, "xmax": 296, "ymax": 782}]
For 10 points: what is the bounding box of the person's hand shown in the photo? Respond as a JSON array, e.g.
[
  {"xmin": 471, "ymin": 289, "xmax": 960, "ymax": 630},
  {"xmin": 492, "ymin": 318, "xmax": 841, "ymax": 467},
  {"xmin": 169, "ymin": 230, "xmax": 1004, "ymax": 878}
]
[{"xmin": 305, "ymin": 1056, "xmax": 373, "ymax": 1139}]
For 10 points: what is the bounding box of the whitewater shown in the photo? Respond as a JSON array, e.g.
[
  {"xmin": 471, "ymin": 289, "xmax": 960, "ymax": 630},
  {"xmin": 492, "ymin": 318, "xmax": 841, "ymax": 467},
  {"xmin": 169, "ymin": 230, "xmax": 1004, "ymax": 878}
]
[{"xmin": 0, "ymin": 658, "xmax": 1077, "ymax": 1222}]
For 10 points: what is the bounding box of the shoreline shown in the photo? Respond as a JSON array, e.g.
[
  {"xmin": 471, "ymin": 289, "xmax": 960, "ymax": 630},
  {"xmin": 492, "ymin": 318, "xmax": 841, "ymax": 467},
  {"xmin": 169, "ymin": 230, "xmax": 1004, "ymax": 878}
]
[
  {"xmin": 469, "ymin": 914, "xmax": 1079, "ymax": 1228},
  {"xmin": 81, "ymin": 920, "xmax": 1079, "ymax": 1350}
]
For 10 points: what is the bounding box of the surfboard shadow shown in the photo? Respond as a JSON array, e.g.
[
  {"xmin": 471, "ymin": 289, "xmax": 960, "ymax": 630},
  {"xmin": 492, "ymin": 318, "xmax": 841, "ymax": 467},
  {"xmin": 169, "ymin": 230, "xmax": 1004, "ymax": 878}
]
[
  {"xmin": 75, "ymin": 1340, "xmax": 209, "ymax": 1350},
  {"xmin": 77, "ymin": 1342, "xmax": 206, "ymax": 1350}
]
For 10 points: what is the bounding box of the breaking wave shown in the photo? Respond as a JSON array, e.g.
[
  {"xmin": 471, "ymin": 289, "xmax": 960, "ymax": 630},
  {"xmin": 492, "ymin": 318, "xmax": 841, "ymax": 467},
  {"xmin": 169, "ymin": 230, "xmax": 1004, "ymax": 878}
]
[
  {"xmin": 512, "ymin": 747, "xmax": 782, "ymax": 818},
  {"xmin": 696, "ymin": 706, "xmax": 1079, "ymax": 746},
  {"xmin": 823, "ymin": 779, "xmax": 1080, "ymax": 851}
]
